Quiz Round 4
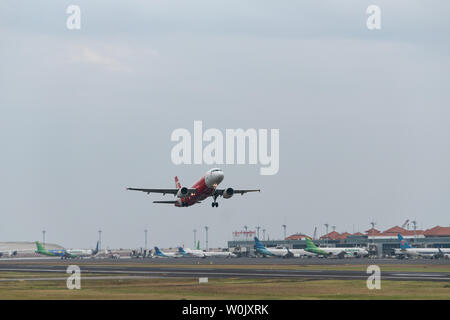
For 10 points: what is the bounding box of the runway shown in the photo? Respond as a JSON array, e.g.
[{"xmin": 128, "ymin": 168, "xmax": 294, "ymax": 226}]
[
  {"xmin": 0, "ymin": 258, "xmax": 449, "ymax": 282},
  {"xmin": 2, "ymin": 256, "xmax": 449, "ymax": 265}
]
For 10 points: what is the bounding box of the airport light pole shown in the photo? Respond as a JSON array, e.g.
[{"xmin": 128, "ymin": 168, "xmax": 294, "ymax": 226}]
[
  {"xmin": 324, "ymin": 223, "xmax": 329, "ymax": 245},
  {"xmin": 256, "ymin": 226, "xmax": 260, "ymax": 239},
  {"xmin": 370, "ymin": 222, "xmax": 376, "ymax": 245},
  {"xmin": 98, "ymin": 230, "xmax": 102, "ymax": 251},
  {"xmin": 412, "ymin": 221, "xmax": 417, "ymax": 243},
  {"xmin": 42, "ymin": 230, "xmax": 46, "ymax": 247},
  {"xmin": 144, "ymin": 229, "xmax": 148, "ymax": 251},
  {"xmin": 193, "ymin": 229, "xmax": 197, "ymax": 248},
  {"xmin": 244, "ymin": 225, "xmax": 248, "ymax": 240},
  {"xmin": 204, "ymin": 226, "xmax": 209, "ymax": 251},
  {"xmin": 262, "ymin": 229, "xmax": 266, "ymax": 241},
  {"xmin": 282, "ymin": 224, "xmax": 286, "ymax": 240}
]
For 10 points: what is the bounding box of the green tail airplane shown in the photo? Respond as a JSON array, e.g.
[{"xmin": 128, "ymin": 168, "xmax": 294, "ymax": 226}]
[
  {"xmin": 304, "ymin": 237, "xmax": 331, "ymax": 256},
  {"xmin": 35, "ymin": 241, "xmax": 75, "ymax": 259}
]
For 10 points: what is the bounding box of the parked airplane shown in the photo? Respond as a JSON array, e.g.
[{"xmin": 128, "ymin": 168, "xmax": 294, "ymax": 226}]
[
  {"xmin": 0, "ymin": 250, "xmax": 17, "ymax": 258},
  {"xmin": 203, "ymin": 250, "xmax": 237, "ymax": 258},
  {"xmin": 254, "ymin": 237, "xmax": 289, "ymax": 257},
  {"xmin": 254, "ymin": 237, "xmax": 316, "ymax": 258},
  {"xmin": 394, "ymin": 234, "xmax": 450, "ymax": 259},
  {"xmin": 127, "ymin": 168, "xmax": 260, "ymax": 208},
  {"xmin": 305, "ymin": 238, "xmax": 368, "ymax": 258},
  {"xmin": 178, "ymin": 243, "xmax": 206, "ymax": 258},
  {"xmin": 66, "ymin": 241, "xmax": 100, "ymax": 258},
  {"xmin": 35, "ymin": 241, "xmax": 75, "ymax": 259},
  {"xmin": 154, "ymin": 246, "xmax": 182, "ymax": 258},
  {"xmin": 286, "ymin": 248, "xmax": 316, "ymax": 258}
]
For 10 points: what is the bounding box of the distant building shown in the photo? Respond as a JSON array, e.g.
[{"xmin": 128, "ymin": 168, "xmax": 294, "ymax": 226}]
[
  {"xmin": 424, "ymin": 226, "xmax": 450, "ymax": 237},
  {"xmin": 365, "ymin": 228, "xmax": 381, "ymax": 235},
  {"xmin": 285, "ymin": 233, "xmax": 309, "ymax": 241},
  {"xmin": 232, "ymin": 231, "xmax": 256, "ymax": 241}
]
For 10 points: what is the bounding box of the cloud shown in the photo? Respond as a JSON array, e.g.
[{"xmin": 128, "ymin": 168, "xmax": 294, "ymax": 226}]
[{"xmin": 70, "ymin": 47, "xmax": 132, "ymax": 72}]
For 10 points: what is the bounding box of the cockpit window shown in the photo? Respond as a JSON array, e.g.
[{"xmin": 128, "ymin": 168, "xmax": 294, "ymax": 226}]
[{"xmin": 211, "ymin": 169, "xmax": 222, "ymax": 172}]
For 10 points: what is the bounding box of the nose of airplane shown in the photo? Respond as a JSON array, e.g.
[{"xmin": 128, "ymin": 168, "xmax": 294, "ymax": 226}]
[{"xmin": 212, "ymin": 170, "xmax": 224, "ymax": 184}]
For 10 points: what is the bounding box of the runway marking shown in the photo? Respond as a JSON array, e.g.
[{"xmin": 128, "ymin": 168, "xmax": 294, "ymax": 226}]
[
  {"xmin": 0, "ymin": 276, "xmax": 161, "ymax": 282},
  {"xmin": 392, "ymin": 273, "xmax": 447, "ymax": 277},
  {"xmin": 0, "ymin": 267, "xmax": 449, "ymax": 281}
]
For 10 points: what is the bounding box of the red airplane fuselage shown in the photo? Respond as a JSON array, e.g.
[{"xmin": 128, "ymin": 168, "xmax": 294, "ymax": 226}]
[{"xmin": 175, "ymin": 168, "xmax": 224, "ymax": 207}]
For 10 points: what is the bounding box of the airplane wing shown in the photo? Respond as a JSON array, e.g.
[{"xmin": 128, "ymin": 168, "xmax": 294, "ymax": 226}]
[
  {"xmin": 153, "ymin": 201, "xmax": 202, "ymax": 204},
  {"xmin": 126, "ymin": 188, "xmax": 196, "ymax": 195},
  {"xmin": 153, "ymin": 201, "xmax": 178, "ymax": 204},
  {"xmin": 215, "ymin": 189, "xmax": 260, "ymax": 196}
]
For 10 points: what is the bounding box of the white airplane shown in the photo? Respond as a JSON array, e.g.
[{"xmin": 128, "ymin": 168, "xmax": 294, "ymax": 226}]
[
  {"xmin": 66, "ymin": 241, "xmax": 100, "ymax": 258},
  {"xmin": 178, "ymin": 247, "xmax": 206, "ymax": 258},
  {"xmin": 394, "ymin": 234, "xmax": 450, "ymax": 259},
  {"xmin": 254, "ymin": 237, "xmax": 312, "ymax": 258},
  {"xmin": 0, "ymin": 250, "xmax": 18, "ymax": 258},
  {"xmin": 127, "ymin": 168, "xmax": 260, "ymax": 208},
  {"xmin": 154, "ymin": 247, "xmax": 182, "ymax": 258},
  {"xmin": 254, "ymin": 237, "xmax": 289, "ymax": 257},
  {"xmin": 305, "ymin": 238, "xmax": 368, "ymax": 258},
  {"xmin": 203, "ymin": 250, "xmax": 236, "ymax": 258},
  {"xmin": 286, "ymin": 248, "xmax": 316, "ymax": 258}
]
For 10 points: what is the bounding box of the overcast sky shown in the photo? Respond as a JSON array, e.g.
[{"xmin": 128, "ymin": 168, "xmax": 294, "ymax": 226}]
[{"xmin": 1, "ymin": 1, "xmax": 449, "ymax": 249}]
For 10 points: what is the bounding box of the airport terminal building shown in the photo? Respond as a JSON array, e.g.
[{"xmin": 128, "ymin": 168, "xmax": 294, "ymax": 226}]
[{"xmin": 228, "ymin": 226, "xmax": 450, "ymax": 257}]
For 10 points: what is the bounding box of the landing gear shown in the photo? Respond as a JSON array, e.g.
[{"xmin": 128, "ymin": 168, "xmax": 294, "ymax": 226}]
[{"xmin": 211, "ymin": 194, "xmax": 219, "ymax": 208}]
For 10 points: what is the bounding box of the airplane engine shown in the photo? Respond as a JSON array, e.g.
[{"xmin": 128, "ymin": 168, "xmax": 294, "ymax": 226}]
[
  {"xmin": 176, "ymin": 187, "xmax": 189, "ymax": 198},
  {"xmin": 223, "ymin": 188, "xmax": 234, "ymax": 199}
]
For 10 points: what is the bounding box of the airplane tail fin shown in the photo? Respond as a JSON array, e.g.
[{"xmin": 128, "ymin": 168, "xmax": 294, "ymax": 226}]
[
  {"xmin": 178, "ymin": 247, "xmax": 186, "ymax": 254},
  {"xmin": 398, "ymin": 234, "xmax": 412, "ymax": 249},
  {"xmin": 254, "ymin": 237, "xmax": 266, "ymax": 250},
  {"xmin": 35, "ymin": 241, "xmax": 45, "ymax": 252},
  {"xmin": 196, "ymin": 240, "xmax": 200, "ymax": 250},
  {"xmin": 93, "ymin": 241, "xmax": 99, "ymax": 255},
  {"xmin": 154, "ymin": 246, "xmax": 163, "ymax": 255},
  {"xmin": 305, "ymin": 237, "xmax": 317, "ymax": 249},
  {"xmin": 175, "ymin": 176, "xmax": 181, "ymax": 189}
]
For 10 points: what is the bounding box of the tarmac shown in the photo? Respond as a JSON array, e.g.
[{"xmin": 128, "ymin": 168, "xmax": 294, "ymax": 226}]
[{"xmin": 0, "ymin": 257, "xmax": 449, "ymax": 282}]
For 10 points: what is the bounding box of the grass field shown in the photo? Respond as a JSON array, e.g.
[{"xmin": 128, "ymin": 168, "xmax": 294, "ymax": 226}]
[{"xmin": 0, "ymin": 274, "xmax": 449, "ymax": 299}]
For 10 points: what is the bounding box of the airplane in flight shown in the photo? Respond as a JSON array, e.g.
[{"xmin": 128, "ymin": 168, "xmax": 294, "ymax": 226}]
[
  {"xmin": 394, "ymin": 234, "xmax": 450, "ymax": 259},
  {"xmin": 304, "ymin": 238, "xmax": 368, "ymax": 258},
  {"xmin": 127, "ymin": 168, "xmax": 260, "ymax": 208}
]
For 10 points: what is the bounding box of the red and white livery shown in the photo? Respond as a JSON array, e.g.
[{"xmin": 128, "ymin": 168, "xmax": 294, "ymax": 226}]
[{"xmin": 127, "ymin": 168, "xmax": 260, "ymax": 208}]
